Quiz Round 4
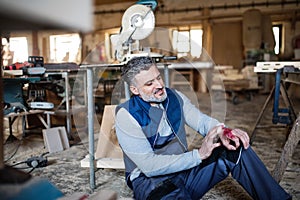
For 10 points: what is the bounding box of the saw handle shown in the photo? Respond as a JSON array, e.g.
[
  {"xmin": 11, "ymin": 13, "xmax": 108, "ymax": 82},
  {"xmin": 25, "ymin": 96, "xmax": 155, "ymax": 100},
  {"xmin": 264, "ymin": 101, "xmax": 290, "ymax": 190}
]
[
  {"xmin": 136, "ymin": 0, "xmax": 157, "ymax": 10},
  {"xmin": 163, "ymin": 56, "xmax": 177, "ymax": 61}
]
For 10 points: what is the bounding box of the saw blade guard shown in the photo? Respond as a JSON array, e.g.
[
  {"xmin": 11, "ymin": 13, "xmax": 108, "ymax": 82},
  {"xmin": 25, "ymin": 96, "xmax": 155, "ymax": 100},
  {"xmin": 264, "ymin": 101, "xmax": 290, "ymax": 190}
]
[
  {"xmin": 115, "ymin": 4, "xmax": 155, "ymax": 62},
  {"xmin": 122, "ymin": 4, "xmax": 155, "ymax": 40}
]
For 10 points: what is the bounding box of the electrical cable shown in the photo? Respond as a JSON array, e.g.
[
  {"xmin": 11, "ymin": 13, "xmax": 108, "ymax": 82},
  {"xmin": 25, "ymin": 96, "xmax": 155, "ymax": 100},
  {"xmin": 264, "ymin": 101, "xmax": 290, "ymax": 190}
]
[
  {"xmin": 27, "ymin": 167, "xmax": 36, "ymax": 174},
  {"xmin": 40, "ymin": 152, "xmax": 49, "ymax": 157},
  {"xmin": 13, "ymin": 166, "xmax": 33, "ymax": 170},
  {"xmin": 10, "ymin": 161, "xmax": 26, "ymax": 167},
  {"xmin": 4, "ymin": 140, "xmax": 22, "ymax": 162},
  {"xmin": 12, "ymin": 165, "xmax": 37, "ymax": 174},
  {"xmin": 7, "ymin": 152, "xmax": 48, "ymax": 175}
]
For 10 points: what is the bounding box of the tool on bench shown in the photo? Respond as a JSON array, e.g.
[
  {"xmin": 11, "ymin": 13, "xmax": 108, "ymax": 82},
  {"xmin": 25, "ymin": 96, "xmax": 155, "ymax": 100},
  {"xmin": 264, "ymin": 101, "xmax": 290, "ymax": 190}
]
[{"xmin": 114, "ymin": 0, "xmax": 164, "ymax": 63}]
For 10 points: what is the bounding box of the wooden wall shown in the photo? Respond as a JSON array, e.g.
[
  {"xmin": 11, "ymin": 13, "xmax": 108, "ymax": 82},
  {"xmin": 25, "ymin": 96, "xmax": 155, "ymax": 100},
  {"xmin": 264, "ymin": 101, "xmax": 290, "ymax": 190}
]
[{"xmin": 212, "ymin": 21, "xmax": 243, "ymax": 68}]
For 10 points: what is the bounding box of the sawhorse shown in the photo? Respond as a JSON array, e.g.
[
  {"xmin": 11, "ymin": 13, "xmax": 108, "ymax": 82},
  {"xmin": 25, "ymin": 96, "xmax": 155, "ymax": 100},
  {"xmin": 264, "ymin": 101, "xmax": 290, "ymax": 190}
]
[
  {"xmin": 250, "ymin": 63, "xmax": 300, "ymax": 182},
  {"xmin": 250, "ymin": 67, "xmax": 298, "ymax": 143}
]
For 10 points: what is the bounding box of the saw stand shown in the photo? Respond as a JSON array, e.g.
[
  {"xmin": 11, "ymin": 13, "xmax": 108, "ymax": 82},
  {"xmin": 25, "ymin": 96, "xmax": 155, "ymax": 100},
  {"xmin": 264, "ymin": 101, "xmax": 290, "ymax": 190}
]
[
  {"xmin": 250, "ymin": 65, "xmax": 298, "ymax": 143},
  {"xmin": 250, "ymin": 62, "xmax": 300, "ymax": 182},
  {"xmin": 250, "ymin": 62, "xmax": 300, "ymax": 183}
]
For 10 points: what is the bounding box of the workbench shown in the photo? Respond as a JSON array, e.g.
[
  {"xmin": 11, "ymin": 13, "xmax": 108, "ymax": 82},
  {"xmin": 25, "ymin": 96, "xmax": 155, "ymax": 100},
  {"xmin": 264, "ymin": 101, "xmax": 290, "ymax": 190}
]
[
  {"xmin": 211, "ymin": 65, "xmax": 262, "ymax": 104},
  {"xmin": 3, "ymin": 67, "xmax": 87, "ymax": 140},
  {"xmin": 44, "ymin": 69, "xmax": 87, "ymax": 137},
  {"xmin": 250, "ymin": 61, "xmax": 300, "ymax": 142},
  {"xmin": 250, "ymin": 61, "xmax": 300, "ymax": 183},
  {"xmin": 157, "ymin": 61, "xmax": 214, "ymax": 93},
  {"xmin": 4, "ymin": 110, "xmax": 50, "ymax": 143}
]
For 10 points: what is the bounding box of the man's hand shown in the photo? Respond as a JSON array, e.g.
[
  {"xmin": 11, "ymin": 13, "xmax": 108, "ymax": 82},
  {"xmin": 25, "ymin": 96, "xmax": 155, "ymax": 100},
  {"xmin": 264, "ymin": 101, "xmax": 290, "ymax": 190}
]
[
  {"xmin": 220, "ymin": 126, "xmax": 250, "ymax": 150},
  {"xmin": 198, "ymin": 126, "xmax": 222, "ymax": 160}
]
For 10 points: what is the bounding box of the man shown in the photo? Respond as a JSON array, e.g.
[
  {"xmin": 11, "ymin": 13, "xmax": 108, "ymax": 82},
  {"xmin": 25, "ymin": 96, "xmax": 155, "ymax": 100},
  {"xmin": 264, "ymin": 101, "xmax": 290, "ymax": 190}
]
[{"xmin": 115, "ymin": 56, "xmax": 291, "ymax": 200}]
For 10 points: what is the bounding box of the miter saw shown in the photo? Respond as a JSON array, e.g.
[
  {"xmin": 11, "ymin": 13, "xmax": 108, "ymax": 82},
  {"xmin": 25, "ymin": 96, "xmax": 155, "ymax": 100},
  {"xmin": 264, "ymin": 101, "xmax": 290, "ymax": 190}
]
[{"xmin": 114, "ymin": 0, "xmax": 162, "ymax": 63}]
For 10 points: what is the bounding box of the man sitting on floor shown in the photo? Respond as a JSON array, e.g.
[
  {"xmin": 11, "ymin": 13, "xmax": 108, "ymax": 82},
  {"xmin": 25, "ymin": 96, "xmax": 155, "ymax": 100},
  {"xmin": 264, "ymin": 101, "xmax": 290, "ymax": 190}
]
[{"xmin": 115, "ymin": 56, "xmax": 292, "ymax": 200}]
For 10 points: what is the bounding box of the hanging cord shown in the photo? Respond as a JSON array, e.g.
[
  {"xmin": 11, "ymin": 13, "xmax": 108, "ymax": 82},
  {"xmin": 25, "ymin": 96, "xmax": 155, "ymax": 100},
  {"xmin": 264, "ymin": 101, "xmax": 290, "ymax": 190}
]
[{"xmin": 4, "ymin": 140, "xmax": 22, "ymax": 162}]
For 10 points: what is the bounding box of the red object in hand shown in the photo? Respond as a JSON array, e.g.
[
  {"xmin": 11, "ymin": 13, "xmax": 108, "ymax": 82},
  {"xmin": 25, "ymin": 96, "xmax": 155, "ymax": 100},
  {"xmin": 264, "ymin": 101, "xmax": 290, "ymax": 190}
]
[{"xmin": 223, "ymin": 127, "xmax": 235, "ymax": 139}]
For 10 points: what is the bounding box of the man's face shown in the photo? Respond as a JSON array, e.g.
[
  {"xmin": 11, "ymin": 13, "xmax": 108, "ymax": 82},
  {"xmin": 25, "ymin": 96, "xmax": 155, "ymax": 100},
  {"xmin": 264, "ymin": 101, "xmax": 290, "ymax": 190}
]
[{"xmin": 130, "ymin": 65, "xmax": 167, "ymax": 103}]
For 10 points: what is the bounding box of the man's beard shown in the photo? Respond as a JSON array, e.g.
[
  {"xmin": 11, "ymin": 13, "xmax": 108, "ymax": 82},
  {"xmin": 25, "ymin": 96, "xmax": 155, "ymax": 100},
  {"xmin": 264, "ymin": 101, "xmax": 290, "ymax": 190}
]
[{"xmin": 139, "ymin": 88, "xmax": 167, "ymax": 103}]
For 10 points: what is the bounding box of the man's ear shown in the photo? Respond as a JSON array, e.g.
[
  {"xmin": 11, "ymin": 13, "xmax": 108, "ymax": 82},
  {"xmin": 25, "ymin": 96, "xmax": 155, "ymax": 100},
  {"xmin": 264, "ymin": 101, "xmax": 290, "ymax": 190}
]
[{"xmin": 130, "ymin": 85, "xmax": 139, "ymax": 95}]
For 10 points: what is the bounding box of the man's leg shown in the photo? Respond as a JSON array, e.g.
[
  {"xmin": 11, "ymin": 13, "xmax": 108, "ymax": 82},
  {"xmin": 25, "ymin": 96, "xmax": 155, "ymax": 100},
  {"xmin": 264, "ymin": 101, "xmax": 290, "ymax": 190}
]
[
  {"xmin": 184, "ymin": 145, "xmax": 291, "ymax": 200},
  {"xmin": 231, "ymin": 146, "xmax": 292, "ymax": 200},
  {"xmin": 160, "ymin": 157, "xmax": 233, "ymax": 200},
  {"xmin": 132, "ymin": 146, "xmax": 291, "ymax": 200},
  {"xmin": 184, "ymin": 158, "xmax": 232, "ymax": 199},
  {"xmin": 131, "ymin": 173, "xmax": 193, "ymax": 200}
]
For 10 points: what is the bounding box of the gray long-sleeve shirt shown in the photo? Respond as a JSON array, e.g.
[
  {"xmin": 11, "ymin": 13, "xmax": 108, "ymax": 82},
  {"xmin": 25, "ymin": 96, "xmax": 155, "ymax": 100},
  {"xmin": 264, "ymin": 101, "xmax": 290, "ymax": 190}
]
[{"xmin": 115, "ymin": 90, "xmax": 221, "ymax": 180}]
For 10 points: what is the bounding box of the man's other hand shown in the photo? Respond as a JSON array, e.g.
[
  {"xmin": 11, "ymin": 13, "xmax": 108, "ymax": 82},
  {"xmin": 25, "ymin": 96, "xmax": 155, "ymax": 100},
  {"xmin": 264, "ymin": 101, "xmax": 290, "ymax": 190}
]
[
  {"xmin": 198, "ymin": 126, "xmax": 222, "ymax": 160},
  {"xmin": 220, "ymin": 127, "xmax": 250, "ymax": 150}
]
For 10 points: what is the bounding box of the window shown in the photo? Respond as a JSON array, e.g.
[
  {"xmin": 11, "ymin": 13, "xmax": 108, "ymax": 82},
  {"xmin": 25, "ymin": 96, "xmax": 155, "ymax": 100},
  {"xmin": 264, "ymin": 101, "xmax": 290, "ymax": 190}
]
[
  {"xmin": 109, "ymin": 33, "xmax": 119, "ymax": 61},
  {"xmin": 272, "ymin": 24, "xmax": 282, "ymax": 55},
  {"xmin": 190, "ymin": 29, "xmax": 203, "ymax": 58},
  {"xmin": 49, "ymin": 34, "xmax": 81, "ymax": 63},
  {"xmin": 173, "ymin": 31, "xmax": 190, "ymax": 54},
  {"xmin": 172, "ymin": 28, "xmax": 203, "ymax": 58},
  {"xmin": 3, "ymin": 37, "xmax": 28, "ymax": 65}
]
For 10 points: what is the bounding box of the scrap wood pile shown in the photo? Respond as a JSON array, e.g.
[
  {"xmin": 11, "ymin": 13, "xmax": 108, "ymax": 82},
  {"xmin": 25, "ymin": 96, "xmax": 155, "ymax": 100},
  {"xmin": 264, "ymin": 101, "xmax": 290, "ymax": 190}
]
[{"xmin": 212, "ymin": 65, "xmax": 261, "ymax": 104}]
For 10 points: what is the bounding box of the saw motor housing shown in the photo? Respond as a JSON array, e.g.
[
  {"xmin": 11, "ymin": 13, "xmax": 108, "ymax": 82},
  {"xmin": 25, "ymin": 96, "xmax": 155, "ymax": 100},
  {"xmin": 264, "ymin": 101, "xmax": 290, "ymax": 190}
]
[{"xmin": 115, "ymin": 1, "xmax": 157, "ymax": 62}]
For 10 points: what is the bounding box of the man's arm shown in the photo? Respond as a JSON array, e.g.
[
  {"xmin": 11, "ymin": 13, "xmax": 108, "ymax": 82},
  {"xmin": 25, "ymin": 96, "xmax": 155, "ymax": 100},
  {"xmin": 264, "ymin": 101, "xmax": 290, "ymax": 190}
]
[
  {"xmin": 115, "ymin": 108, "xmax": 202, "ymax": 177},
  {"xmin": 176, "ymin": 90, "xmax": 249, "ymax": 159},
  {"xmin": 176, "ymin": 90, "xmax": 221, "ymax": 136}
]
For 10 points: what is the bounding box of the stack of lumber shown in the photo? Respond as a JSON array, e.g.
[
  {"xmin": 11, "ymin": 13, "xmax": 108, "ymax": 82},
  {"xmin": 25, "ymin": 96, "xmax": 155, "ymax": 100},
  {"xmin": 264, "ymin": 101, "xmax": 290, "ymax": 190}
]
[{"xmin": 212, "ymin": 65, "xmax": 258, "ymax": 91}]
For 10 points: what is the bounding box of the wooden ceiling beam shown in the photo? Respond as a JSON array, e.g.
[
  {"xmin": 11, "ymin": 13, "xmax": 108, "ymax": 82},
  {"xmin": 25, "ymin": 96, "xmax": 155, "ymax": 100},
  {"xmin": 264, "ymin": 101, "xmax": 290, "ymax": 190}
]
[{"xmin": 94, "ymin": 0, "xmax": 135, "ymax": 6}]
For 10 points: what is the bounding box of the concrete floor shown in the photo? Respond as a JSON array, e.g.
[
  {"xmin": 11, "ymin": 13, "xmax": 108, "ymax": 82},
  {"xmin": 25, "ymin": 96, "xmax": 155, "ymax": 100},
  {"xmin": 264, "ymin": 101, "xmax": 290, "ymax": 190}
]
[{"xmin": 2, "ymin": 91, "xmax": 300, "ymax": 199}]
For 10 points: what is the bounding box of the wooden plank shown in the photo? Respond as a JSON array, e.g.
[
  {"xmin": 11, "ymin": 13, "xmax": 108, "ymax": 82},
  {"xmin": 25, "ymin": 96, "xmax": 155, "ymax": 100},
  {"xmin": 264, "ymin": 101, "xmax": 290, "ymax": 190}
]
[
  {"xmin": 95, "ymin": 105, "xmax": 123, "ymax": 160},
  {"xmin": 43, "ymin": 128, "xmax": 64, "ymax": 153},
  {"xmin": 80, "ymin": 156, "xmax": 125, "ymax": 169},
  {"xmin": 255, "ymin": 61, "xmax": 300, "ymax": 73},
  {"xmin": 96, "ymin": 158, "xmax": 125, "ymax": 169},
  {"xmin": 3, "ymin": 70, "xmax": 23, "ymax": 76},
  {"xmin": 272, "ymin": 114, "xmax": 300, "ymax": 182},
  {"xmin": 89, "ymin": 190, "xmax": 118, "ymax": 200},
  {"xmin": 42, "ymin": 126, "xmax": 70, "ymax": 153}
]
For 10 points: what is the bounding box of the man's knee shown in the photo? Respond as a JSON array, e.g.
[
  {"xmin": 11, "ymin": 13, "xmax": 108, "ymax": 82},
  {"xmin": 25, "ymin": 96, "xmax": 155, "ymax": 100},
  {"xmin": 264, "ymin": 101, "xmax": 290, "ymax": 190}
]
[
  {"xmin": 146, "ymin": 179, "xmax": 178, "ymax": 200},
  {"xmin": 201, "ymin": 145, "xmax": 243, "ymax": 168},
  {"xmin": 146, "ymin": 178, "xmax": 192, "ymax": 200},
  {"xmin": 225, "ymin": 146, "xmax": 243, "ymax": 164}
]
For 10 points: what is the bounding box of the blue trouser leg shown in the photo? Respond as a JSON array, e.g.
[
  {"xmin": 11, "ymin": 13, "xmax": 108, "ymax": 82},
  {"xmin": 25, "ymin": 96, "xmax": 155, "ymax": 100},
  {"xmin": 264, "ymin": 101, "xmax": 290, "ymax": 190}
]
[
  {"xmin": 132, "ymin": 173, "xmax": 193, "ymax": 200},
  {"xmin": 132, "ymin": 148, "xmax": 232, "ymax": 200},
  {"xmin": 131, "ymin": 146, "xmax": 291, "ymax": 200},
  {"xmin": 184, "ymin": 146, "xmax": 291, "ymax": 200},
  {"xmin": 231, "ymin": 147, "xmax": 291, "ymax": 200},
  {"xmin": 185, "ymin": 158, "xmax": 231, "ymax": 199}
]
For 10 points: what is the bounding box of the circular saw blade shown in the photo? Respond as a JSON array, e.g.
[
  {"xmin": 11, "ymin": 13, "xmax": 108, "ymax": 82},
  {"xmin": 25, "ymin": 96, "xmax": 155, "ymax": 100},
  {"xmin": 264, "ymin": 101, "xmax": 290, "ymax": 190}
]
[{"xmin": 122, "ymin": 4, "xmax": 155, "ymax": 41}]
